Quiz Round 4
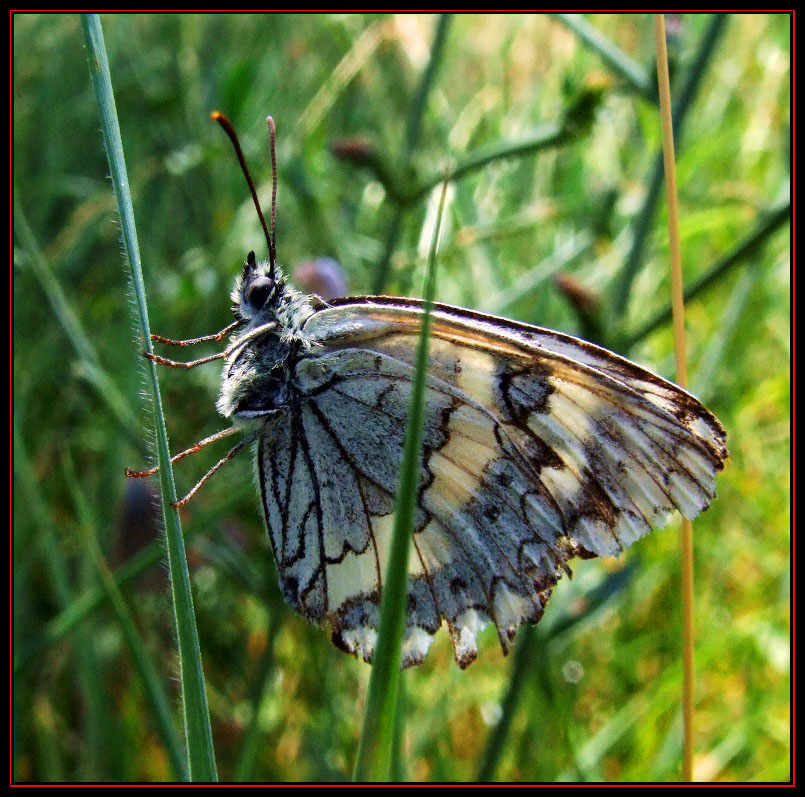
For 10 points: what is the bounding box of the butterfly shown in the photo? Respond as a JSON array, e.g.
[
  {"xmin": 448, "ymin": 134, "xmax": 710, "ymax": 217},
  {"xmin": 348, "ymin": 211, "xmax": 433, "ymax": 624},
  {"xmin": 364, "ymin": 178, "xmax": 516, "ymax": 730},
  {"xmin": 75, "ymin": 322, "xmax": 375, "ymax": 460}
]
[{"xmin": 131, "ymin": 113, "xmax": 727, "ymax": 669}]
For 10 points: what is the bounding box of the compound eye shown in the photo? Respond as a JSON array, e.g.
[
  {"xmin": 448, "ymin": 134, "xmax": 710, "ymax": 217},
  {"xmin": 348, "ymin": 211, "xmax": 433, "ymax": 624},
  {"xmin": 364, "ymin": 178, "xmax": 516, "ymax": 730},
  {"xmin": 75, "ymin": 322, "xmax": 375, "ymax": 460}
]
[{"xmin": 247, "ymin": 276, "xmax": 274, "ymax": 310}]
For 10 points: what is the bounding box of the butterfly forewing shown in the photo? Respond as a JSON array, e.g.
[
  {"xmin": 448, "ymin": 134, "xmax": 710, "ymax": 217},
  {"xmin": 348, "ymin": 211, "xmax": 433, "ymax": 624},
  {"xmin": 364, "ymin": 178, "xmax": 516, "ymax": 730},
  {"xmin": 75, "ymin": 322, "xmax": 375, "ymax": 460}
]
[{"xmin": 254, "ymin": 296, "xmax": 726, "ymax": 668}]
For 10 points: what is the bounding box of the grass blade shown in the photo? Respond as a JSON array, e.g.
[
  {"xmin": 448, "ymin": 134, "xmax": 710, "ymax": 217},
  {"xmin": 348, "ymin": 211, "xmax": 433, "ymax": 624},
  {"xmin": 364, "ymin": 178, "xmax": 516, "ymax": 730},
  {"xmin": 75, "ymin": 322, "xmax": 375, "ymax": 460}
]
[
  {"xmin": 61, "ymin": 451, "xmax": 188, "ymax": 781},
  {"xmin": 353, "ymin": 177, "xmax": 450, "ymax": 782},
  {"xmin": 411, "ymin": 122, "xmax": 567, "ymax": 204},
  {"xmin": 371, "ymin": 14, "xmax": 452, "ymax": 295},
  {"xmin": 14, "ymin": 194, "xmax": 142, "ymax": 451},
  {"xmin": 14, "ymin": 417, "xmax": 108, "ymax": 777},
  {"xmin": 80, "ymin": 13, "xmax": 217, "ymax": 781},
  {"xmin": 15, "ymin": 529, "xmax": 186, "ymax": 675},
  {"xmin": 477, "ymin": 565, "xmax": 635, "ymax": 781},
  {"xmin": 624, "ymin": 198, "xmax": 791, "ymax": 347}
]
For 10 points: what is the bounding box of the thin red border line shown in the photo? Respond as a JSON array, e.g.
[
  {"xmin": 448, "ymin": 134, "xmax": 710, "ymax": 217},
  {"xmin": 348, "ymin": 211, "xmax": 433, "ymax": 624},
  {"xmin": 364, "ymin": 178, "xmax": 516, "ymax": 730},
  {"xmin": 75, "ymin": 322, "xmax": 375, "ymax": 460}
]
[{"xmin": 6, "ymin": 8, "xmax": 800, "ymax": 13}]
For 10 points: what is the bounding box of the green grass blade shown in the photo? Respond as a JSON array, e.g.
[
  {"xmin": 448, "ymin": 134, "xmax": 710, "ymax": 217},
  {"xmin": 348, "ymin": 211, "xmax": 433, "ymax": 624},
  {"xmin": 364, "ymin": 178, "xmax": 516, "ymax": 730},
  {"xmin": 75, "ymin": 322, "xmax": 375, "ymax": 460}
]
[
  {"xmin": 62, "ymin": 451, "xmax": 189, "ymax": 781},
  {"xmin": 371, "ymin": 14, "xmax": 451, "ymax": 295},
  {"xmin": 232, "ymin": 613, "xmax": 282, "ymax": 782},
  {"xmin": 15, "ymin": 417, "xmax": 109, "ymax": 778},
  {"xmin": 389, "ymin": 674, "xmax": 407, "ymax": 782},
  {"xmin": 693, "ymin": 269, "xmax": 757, "ymax": 404},
  {"xmin": 15, "ymin": 531, "xmax": 181, "ymax": 675},
  {"xmin": 477, "ymin": 626, "xmax": 538, "ymax": 782},
  {"xmin": 411, "ymin": 122, "xmax": 566, "ymax": 204},
  {"xmin": 353, "ymin": 178, "xmax": 450, "ymax": 782},
  {"xmin": 80, "ymin": 14, "xmax": 217, "ymax": 781},
  {"xmin": 404, "ymin": 13, "xmax": 452, "ymax": 158},
  {"xmin": 476, "ymin": 565, "xmax": 634, "ymax": 781},
  {"xmin": 624, "ymin": 198, "xmax": 791, "ymax": 348},
  {"xmin": 14, "ymin": 194, "xmax": 142, "ymax": 451}
]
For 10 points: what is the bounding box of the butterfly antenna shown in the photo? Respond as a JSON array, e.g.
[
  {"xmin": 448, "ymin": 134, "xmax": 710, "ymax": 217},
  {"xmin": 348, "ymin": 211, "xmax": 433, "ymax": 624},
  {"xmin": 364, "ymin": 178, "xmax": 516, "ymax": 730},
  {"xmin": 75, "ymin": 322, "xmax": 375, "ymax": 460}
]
[
  {"xmin": 211, "ymin": 111, "xmax": 276, "ymax": 268},
  {"xmin": 266, "ymin": 116, "xmax": 278, "ymax": 280}
]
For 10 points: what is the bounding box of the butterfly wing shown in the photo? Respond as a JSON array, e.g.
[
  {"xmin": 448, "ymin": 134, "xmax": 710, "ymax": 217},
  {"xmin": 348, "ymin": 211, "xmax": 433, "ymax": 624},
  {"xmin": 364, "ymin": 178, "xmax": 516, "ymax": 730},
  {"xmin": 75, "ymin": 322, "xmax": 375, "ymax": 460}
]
[{"xmin": 259, "ymin": 297, "xmax": 726, "ymax": 668}]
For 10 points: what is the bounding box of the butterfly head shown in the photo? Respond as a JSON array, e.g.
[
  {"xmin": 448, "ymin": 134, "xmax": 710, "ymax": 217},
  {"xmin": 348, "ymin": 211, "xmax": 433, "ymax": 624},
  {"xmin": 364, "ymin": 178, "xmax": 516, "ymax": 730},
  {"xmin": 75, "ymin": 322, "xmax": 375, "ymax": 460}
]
[
  {"xmin": 229, "ymin": 250, "xmax": 316, "ymax": 343},
  {"xmin": 232, "ymin": 250, "xmax": 281, "ymax": 323}
]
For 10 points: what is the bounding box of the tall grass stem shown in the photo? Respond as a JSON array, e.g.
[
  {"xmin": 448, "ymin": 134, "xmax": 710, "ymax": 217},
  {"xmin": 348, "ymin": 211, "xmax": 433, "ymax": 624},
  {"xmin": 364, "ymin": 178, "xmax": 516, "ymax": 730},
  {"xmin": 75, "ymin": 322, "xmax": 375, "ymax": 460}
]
[
  {"xmin": 654, "ymin": 14, "xmax": 694, "ymax": 782},
  {"xmin": 80, "ymin": 13, "xmax": 218, "ymax": 781}
]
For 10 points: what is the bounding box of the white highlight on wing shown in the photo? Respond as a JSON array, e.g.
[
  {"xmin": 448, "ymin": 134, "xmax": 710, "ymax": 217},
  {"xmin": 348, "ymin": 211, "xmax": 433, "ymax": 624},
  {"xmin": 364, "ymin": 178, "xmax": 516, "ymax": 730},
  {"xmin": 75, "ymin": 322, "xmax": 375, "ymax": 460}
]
[
  {"xmin": 451, "ymin": 609, "xmax": 488, "ymax": 665},
  {"xmin": 456, "ymin": 347, "xmax": 497, "ymax": 409},
  {"xmin": 327, "ymin": 550, "xmax": 377, "ymax": 612}
]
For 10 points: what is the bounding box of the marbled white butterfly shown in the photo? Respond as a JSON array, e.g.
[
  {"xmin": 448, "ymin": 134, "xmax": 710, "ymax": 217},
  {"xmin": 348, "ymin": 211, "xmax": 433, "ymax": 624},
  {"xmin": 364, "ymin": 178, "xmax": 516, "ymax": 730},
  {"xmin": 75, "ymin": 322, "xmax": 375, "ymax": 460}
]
[{"xmin": 131, "ymin": 114, "xmax": 727, "ymax": 669}]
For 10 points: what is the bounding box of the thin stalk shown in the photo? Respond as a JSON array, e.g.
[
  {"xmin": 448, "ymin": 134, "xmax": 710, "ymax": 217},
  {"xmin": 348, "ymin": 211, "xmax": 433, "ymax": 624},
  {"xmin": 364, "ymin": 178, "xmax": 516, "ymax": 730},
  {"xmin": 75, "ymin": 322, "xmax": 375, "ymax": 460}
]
[
  {"xmin": 14, "ymin": 419, "xmax": 107, "ymax": 778},
  {"xmin": 81, "ymin": 14, "xmax": 217, "ymax": 781},
  {"xmin": 372, "ymin": 206, "xmax": 406, "ymax": 295},
  {"xmin": 353, "ymin": 178, "xmax": 449, "ymax": 782},
  {"xmin": 15, "ymin": 529, "xmax": 187, "ymax": 675},
  {"xmin": 62, "ymin": 451, "xmax": 188, "ymax": 781},
  {"xmin": 655, "ymin": 14, "xmax": 694, "ymax": 782},
  {"xmin": 232, "ymin": 612, "xmax": 281, "ymax": 782},
  {"xmin": 476, "ymin": 565, "xmax": 634, "ymax": 781},
  {"xmin": 405, "ymin": 14, "xmax": 452, "ymax": 158},
  {"xmin": 410, "ymin": 122, "xmax": 566, "ymax": 204},
  {"xmin": 482, "ymin": 234, "xmax": 592, "ymax": 315},
  {"xmin": 14, "ymin": 195, "xmax": 142, "ymax": 450},
  {"xmin": 477, "ymin": 626, "xmax": 537, "ymax": 782},
  {"xmin": 693, "ymin": 269, "xmax": 757, "ymax": 404}
]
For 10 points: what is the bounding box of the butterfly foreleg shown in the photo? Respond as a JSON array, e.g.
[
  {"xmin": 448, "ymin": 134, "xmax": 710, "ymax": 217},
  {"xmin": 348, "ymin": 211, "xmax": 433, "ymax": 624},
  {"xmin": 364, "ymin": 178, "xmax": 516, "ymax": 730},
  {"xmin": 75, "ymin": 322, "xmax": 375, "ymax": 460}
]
[{"xmin": 150, "ymin": 319, "xmax": 243, "ymax": 347}]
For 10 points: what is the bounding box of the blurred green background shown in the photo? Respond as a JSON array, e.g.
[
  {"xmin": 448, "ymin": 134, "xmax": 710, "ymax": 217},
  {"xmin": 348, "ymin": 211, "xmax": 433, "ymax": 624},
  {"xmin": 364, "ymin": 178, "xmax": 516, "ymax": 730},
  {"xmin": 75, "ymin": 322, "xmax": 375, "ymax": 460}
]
[{"xmin": 13, "ymin": 13, "xmax": 790, "ymax": 782}]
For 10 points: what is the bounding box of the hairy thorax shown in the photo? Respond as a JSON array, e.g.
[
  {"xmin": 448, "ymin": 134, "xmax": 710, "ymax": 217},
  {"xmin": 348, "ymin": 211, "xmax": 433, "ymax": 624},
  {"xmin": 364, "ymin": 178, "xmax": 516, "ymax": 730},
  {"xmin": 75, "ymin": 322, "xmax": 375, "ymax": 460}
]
[
  {"xmin": 217, "ymin": 333, "xmax": 294, "ymax": 420},
  {"xmin": 216, "ymin": 262, "xmax": 319, "ymax": 421}
]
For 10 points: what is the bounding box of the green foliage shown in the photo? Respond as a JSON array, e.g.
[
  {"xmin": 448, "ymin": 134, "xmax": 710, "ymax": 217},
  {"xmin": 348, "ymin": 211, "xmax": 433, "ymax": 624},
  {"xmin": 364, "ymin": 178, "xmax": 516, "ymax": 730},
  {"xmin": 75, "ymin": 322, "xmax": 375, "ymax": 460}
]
[{"xmin": 14, "ymin": 13, "xmax": 790, "ymax": 782}]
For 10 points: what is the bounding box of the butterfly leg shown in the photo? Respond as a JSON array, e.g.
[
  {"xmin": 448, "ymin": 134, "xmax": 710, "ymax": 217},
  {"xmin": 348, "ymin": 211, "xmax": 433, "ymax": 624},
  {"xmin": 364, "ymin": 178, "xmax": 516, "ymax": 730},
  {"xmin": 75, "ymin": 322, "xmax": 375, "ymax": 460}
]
[
  {"xmin": 144, "ymin": 351, "xmax": 227, "ymax": 369},
  {"xmin": 125, "ymin": 426, "xmax": 241, "ymax": 478},
  {"xmin": 173, "ymin": 433, "xmax": 257, "ymax": 508},
  {"xmin": 151, "ymin": 319, "xmax": 243, "ymax": 347}
]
